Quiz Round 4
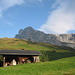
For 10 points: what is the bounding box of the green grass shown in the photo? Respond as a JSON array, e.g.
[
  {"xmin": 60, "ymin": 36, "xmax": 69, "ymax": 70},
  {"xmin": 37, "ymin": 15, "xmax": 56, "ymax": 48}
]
[
  {"xmin": 0, "ymin": 38, "xmax": 75, "ymax": 62},
  {"xmin": 0, "ymin": 38, "xmax": 74, "ymax": 52},
  {"xmin": 40, "ymin": 51, "xmax": 75, "ymax": 61},
  {"xmin": 0, "ymin": 38, "xmax": 75, "ymax": 75},
  {"xmin": 0, "ymin": 56, "xmax": 75, "ymax": 75}
]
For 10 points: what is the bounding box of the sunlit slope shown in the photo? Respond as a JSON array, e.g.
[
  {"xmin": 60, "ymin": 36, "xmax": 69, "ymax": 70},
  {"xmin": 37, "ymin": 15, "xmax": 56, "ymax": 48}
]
[
  {"xmin": 0, "ymin": 38, "xmax": 74, "ymax": 52},
  {"xmin": 0, "ymin": 56, "xmax": 75, "ymax": 75}
]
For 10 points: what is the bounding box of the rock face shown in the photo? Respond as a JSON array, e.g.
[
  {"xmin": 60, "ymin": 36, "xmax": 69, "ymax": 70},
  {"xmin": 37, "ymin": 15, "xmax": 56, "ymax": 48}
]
[{"xmin": 15, "ymin": 26, "xmax": 75, "ymax": 49}]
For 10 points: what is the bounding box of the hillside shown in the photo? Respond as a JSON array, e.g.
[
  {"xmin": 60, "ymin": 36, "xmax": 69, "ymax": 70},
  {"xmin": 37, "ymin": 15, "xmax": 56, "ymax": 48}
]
[
  {"xmin": 0, "ymin": 56, "xmax": 75, "ymax": 75},
  {"xmin": 0, "ymin": 37, "xmax": 75, "ymax": 62},
  {"xmin": 0, "ymin": 38, "xmax": 75, "ymax": 75},
  {"xmin": 0, "ymin": 37, "xmax": 74, "ymax": 52},
  {"xmin": 15, "ymin": 26, "xmax": 75, "ymax": 49}
]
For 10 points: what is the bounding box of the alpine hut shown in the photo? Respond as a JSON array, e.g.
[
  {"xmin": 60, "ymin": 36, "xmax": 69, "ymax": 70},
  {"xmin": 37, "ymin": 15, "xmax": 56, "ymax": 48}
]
[{"xmin": 0, "ymin": 50, "xmax": 42, "ymax": 67}]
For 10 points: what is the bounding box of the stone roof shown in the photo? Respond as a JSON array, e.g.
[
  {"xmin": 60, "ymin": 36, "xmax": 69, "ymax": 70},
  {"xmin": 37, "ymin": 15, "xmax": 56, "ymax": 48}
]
[{"xmin": 0, "ymin": 50, "xmax": 42, "ymax": 56}]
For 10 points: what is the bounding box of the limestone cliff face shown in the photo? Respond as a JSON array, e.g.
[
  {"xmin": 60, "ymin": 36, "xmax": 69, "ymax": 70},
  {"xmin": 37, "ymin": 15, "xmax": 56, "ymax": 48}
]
[
  {"xmin": 15, "ymin": 27, "xmax": 75, "ymax": 49},
  {"xmin": 56, "ymin": 34, "xmax": 75, "ymax": 43}
]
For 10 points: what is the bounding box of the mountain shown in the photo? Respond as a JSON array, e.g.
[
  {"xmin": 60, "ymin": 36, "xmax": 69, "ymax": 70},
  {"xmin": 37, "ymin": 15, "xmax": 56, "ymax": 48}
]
[{"xmin": 15, "ymin": 26, "xmax": 75, "ymax": 49}]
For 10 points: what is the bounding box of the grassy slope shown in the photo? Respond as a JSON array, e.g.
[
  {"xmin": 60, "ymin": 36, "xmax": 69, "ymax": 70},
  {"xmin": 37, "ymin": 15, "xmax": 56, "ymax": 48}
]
[
  {"xmin": 0, "ymin": 56, "xmax": 75, "ymax": 75},
  {"xmin": 0, "ymin": 37, "xmax": 74, "ymax": 52},
  {"xmin": 0, "ymin": 38, "xmax": 75, "ymax": 75},
  {"xmin": 0, "ymin": 37, "xmax": 75, "ymax": 61}
]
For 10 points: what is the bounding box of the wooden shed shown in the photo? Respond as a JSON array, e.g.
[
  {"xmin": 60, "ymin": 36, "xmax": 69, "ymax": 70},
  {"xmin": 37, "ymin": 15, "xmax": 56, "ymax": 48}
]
[{"xmin": 0, "ymin": 50, "xmax": 42, "ymax": 67}]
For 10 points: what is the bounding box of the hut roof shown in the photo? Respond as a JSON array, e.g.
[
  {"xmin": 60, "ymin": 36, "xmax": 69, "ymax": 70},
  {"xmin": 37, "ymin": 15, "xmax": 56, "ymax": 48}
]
[{"xmin": 0, "ymin": 50, "xmax": 42, "ymax": 56}]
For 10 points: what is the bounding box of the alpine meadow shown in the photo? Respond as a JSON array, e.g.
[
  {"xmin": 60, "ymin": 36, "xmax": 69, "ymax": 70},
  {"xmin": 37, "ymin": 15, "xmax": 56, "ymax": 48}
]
[{"xmin": 0, "ymin": 38, "xmax": 75, "ymax": 75}]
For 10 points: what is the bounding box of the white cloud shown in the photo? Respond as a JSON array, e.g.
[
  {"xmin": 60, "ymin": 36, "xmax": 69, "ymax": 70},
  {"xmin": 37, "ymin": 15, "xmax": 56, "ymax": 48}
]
[
  {"xmin": 52, "ymin": 0, "xmax": 63, "ymax": 8},
  {"xmin": 0, "ymin": 0, "xmax": 42, "ymax": 17},
  {"xmin": 0, "ymin": 0, "xmax": 24, "ymax": 16},
  {"xmin": 39, "ymin": 0, "xmax": 75, "ymax": 34}
]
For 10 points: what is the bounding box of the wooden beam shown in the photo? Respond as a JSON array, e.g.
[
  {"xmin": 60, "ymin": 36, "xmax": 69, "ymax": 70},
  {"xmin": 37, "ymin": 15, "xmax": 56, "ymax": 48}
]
[{"xmin": 3, "ymin": 56, "xmax": 5, "ymax": 67}]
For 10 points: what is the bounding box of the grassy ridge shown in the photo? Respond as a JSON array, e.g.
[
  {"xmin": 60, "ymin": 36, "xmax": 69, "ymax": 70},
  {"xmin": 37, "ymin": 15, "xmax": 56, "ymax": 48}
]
[
  {"xmin": 0, "ymin": 37, "xmax": 74, "ymax": 52},
  {"xmin": 0, "ymin": 56, "xmax": 75, "ymax": 75},
  {"xmin": 0, "ymin": 38, "xmax": 75, "ymax": 62}
]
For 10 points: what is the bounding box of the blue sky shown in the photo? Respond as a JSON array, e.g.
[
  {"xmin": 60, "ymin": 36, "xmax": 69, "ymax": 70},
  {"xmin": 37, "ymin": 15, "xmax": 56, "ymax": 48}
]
[{"xmin": 0, "ymin": 0, "xmax": 75, "ymax": 38}]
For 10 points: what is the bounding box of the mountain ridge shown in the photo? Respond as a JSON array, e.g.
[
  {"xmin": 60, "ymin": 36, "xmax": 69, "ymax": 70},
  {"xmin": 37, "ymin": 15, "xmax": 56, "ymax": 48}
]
[{"xmin": 15, "ymin": 26, "xmax": 75, "ymax": 49}]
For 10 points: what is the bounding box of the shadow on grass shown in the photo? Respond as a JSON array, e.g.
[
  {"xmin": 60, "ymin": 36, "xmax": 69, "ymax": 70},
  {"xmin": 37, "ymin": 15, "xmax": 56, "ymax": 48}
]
[
  {"xmin": 40, "ymin": 50, "xmax": 75, "ymax": 62},
  {"xmin": 27, "ymin": 40, "xmax": 75, "ymax": 52},
  {"xmin": 27, "ymin": 40, "xmax": 75, "ymax": 62}
]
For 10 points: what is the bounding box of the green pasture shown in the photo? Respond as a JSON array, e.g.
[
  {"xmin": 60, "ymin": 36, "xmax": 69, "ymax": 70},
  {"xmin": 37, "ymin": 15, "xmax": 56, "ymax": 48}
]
[
  {"xmin": 0, "ymin": 56, "xmax": 75, "ymax": 75},
  {"xmin": 0, "ymin": 38, "xmax": 75, "ymax": 62},
  {"xmin": 0, "ymin": 38, "xmax": 75, "ymax": 75},
  {"xmin": 0, "ymin": 38, "xmax": 74, "ymax": 52}
]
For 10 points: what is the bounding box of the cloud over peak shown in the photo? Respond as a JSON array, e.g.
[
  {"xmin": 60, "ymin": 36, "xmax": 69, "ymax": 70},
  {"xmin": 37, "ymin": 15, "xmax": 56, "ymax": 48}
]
[{"xmin": 39, "ymin": 0, "xmax": 75, "ymax": 34}]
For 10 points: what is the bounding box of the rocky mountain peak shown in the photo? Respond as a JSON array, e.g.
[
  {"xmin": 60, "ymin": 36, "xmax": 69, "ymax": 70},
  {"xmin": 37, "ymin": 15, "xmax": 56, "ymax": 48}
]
[
  {"xmin": 15, "ymin": 27, "xmax": 75, "ymax": 49},
  {"xmin": 24, "ymin": 26, "xmax": 34, "ymax": 31},
  {"xmin": 19, "ymin": 29, "xmax": 23, "ymax": 34}
]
